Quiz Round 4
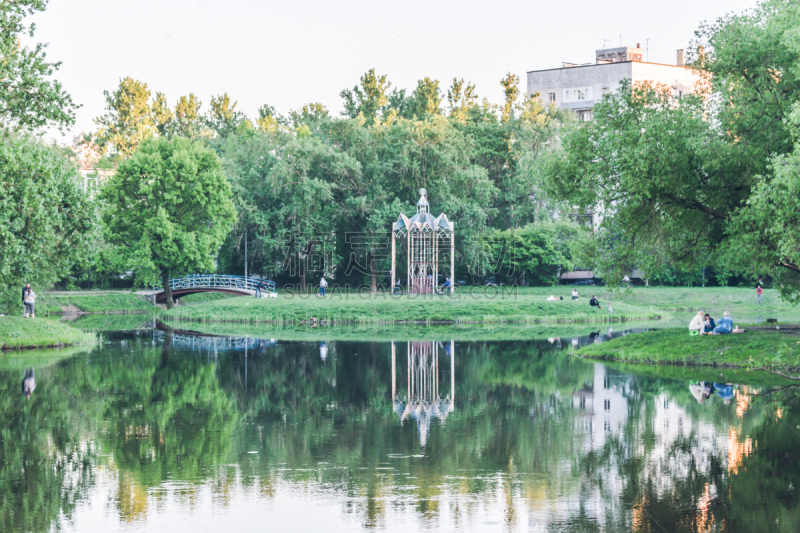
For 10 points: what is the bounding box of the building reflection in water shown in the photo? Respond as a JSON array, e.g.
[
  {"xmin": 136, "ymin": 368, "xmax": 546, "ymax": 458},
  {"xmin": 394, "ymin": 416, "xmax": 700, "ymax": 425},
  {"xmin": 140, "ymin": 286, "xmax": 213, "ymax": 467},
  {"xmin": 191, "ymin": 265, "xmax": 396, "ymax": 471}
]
[{"xmin": 391, "ymin": 340, "xmax": 455, "ymax": 447}]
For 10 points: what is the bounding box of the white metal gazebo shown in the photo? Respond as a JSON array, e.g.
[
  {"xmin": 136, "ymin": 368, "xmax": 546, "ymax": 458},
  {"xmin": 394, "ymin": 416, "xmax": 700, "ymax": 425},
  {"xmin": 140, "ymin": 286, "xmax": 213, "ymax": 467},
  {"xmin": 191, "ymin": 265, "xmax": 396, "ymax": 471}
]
[{"xmin": 391, "ymin": 188, "xmax": 455, "ymax": 294}]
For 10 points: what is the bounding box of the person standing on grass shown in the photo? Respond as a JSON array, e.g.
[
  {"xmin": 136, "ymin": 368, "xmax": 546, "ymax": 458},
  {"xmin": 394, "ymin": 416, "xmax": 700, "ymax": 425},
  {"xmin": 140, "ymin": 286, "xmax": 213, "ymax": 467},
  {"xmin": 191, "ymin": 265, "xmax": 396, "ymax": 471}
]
[
  {"xmin": 23, "ymin": 285, "xmax": 36, "ymax": 318},
  {"xmin": 255, "ymin": 279, "xmax": 265, "ymax": 298},
  {"xmin": 319, "ymin": 276, "xmax": 328, "ymax": 297},
  {"xmin": 756, "ymin": 284, "xmax": 763, "ymax": 304}
]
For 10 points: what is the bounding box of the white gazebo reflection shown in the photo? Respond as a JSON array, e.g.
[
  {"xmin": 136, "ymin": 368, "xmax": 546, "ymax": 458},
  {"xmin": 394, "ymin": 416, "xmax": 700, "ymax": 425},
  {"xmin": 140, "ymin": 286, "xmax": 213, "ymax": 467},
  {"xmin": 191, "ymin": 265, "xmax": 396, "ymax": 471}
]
[{"xmin": 391, "ymin": 340, "xmax": 455, "ymax": 447}]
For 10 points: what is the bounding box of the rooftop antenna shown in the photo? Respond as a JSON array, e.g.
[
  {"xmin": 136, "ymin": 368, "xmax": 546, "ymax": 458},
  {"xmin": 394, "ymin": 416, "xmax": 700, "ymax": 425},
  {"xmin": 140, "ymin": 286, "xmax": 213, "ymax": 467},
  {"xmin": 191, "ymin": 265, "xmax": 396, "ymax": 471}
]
[
  {"xmin": 619, "ymin": 34, "xmax": 622, "ymax": 47},
  {"xmin": 602, "ymin": 38, "xmax": 607, "ymax": 49},
  {"xmin": 646, "ymin": 38, "xmax": 650, "ymax": 62}
]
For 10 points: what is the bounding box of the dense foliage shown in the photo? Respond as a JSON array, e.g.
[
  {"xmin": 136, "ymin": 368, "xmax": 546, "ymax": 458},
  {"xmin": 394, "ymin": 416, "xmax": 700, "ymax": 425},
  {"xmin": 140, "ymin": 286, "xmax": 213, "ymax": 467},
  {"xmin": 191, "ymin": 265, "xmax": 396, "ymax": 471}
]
[
  {"xmin": 101, "ymin": 137, "xmax": 236, "ymax": 307},
  {"xmin": 0, "ymin": 0, "xmax": 78, "ymax": 132},
  {"xmin": 0, "ymin": 136, "xmax": 94, "ymax": 311},
  {"xmin": 84, "ymin": 67, "xmax": 577, "ymax": 290},
  {"xmin": 539, "ymin": 0, "xmax": 800, "ymax": 299}
]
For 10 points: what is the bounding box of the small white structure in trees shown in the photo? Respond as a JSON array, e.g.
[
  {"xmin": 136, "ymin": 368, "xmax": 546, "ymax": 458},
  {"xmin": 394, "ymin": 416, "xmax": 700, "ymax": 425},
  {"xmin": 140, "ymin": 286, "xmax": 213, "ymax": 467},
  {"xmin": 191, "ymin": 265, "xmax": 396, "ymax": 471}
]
[{"xmin": 391, "ymin": 188, "xmax": 455, "ymax": 294}]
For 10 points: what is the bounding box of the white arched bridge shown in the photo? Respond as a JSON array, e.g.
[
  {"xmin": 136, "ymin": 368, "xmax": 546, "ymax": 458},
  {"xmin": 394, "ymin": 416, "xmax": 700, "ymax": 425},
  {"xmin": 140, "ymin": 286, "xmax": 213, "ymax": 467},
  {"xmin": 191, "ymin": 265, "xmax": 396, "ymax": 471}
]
[{"xmin": 150, "ymin": 274, "xmax": 276, "ymax": 304}]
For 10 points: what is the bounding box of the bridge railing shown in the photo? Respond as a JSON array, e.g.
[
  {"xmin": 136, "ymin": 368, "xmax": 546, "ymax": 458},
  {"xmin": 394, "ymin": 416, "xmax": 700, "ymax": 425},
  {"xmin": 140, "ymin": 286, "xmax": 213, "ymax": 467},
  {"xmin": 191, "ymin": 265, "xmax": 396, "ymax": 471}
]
[
  {"xmin": 154, "ymin": 274, "xmax": 276, "ymax": 295},
  {"xmin": 153, "ymin": 330, "xmax": 277, "ymax": 352}
]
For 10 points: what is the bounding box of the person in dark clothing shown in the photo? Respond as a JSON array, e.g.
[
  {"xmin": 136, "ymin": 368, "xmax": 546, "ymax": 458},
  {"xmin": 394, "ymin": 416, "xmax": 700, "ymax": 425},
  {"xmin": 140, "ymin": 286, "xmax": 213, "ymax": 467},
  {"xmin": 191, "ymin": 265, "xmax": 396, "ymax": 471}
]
[
  {"xmin": 255, "ymin": 280, "xmax": 265, "ymax": 298},
  {"xmin": 703, "ymin": 313, "xmax": 716, "ymax": 333},
  {"xmin": 589, "ymin": 295, "xmax": 600, "ymax": 308},
  {"xmin": 21, "ymin": 369, "xmax": 35, "ymax": 399}
]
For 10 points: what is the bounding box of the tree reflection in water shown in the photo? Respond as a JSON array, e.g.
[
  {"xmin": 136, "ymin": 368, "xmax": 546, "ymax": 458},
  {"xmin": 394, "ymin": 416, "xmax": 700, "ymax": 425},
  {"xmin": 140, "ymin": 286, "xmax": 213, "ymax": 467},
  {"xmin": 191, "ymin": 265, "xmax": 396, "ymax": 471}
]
[{"xmin": 0, "ymin": 331, "xmax": 798, "ymax": 531}]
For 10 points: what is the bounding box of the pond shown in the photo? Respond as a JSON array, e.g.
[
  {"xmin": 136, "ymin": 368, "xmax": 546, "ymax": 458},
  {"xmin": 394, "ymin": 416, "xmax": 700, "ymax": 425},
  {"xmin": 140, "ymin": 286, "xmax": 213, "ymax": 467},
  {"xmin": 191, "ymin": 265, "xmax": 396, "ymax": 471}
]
[{"xmin": 1, "ymin": 328, "xmax": 799, "ymax": 532}]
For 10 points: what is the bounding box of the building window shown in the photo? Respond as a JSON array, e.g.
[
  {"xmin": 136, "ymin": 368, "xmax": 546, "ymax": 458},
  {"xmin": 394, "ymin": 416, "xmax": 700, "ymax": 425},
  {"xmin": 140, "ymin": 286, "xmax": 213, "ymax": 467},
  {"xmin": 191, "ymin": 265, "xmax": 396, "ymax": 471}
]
[
  {"xmin": 602, "ymin": 87, "xmax": 609, "ymax": 95},
  {"xmin": 548, "ymin": 92, "xmax": 556, "ymax": 102}
]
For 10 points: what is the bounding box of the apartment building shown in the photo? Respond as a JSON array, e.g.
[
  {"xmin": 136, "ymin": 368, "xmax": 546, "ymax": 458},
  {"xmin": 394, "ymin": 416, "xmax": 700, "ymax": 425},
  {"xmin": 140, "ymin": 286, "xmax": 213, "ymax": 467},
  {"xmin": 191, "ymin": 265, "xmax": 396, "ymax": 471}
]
[{"xmin": 527, "ymin": 45, "xmax": 702, "ymax": 122}]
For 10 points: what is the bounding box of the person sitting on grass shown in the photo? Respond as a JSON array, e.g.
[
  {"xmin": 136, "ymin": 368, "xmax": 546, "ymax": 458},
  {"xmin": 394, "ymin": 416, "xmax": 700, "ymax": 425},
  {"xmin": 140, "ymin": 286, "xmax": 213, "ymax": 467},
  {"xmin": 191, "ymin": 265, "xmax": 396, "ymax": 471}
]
[
  {"xmin": 572, "ymin": 288, "xmax": 579, "ymax": 300},
  {"xmin": 589, "ymin": 295, "xmax": 600, "ymax": 308},
  {"xmin": 689, "ymin": 311, "xmax": 705, "ymax": 335},
  {"xmin": 703, "ymin": 313, "xmax": 716, "ymax": 334},
  {"xmin": 441, "ymin": 277, "xmax": 452, "ymax": 293},
  {"xmin": 712, "ymin": 311, "xmax": 733, "ymax": 334}
]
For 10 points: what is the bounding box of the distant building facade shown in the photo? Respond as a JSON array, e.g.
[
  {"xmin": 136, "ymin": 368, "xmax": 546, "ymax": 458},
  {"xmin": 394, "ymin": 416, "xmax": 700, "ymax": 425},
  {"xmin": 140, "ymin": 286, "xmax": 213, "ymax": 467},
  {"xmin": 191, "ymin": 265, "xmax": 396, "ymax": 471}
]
[
  {"xmin": 527, "ymin": 45, "xmax": 702, "ymax": 123},
  {"xmin": 71, "ymin": 136, "xmax": 115, "ymax": 194}
]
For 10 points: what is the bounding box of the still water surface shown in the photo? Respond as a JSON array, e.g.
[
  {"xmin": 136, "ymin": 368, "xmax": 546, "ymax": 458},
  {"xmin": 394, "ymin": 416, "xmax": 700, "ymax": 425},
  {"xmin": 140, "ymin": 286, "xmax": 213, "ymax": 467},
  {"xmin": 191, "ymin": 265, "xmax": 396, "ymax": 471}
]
[{"xmin": 2, "ymin": 328, "xmax": 799, "ymax": 532}]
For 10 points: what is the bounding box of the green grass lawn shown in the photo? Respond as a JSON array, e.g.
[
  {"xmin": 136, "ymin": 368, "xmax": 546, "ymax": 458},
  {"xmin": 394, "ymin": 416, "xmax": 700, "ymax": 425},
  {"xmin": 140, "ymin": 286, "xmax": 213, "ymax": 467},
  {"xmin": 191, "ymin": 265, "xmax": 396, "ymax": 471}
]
[
  {"xmin": 176, "ymin": 292, "xmax": 236, "ymax": 304},
  {"xmin": 37, "ymin": 292, "xmax": 155, "ymax": 314},
  {"xmin": 573, "ymin": 328, "xmax": 800, "ymax": 369},
  {"xmin": 585, "ymin": 286, "xmax": 798, "ymax": 320},
  {"xmin": 162, "ymin": 320, "xmax": 670, "ymax": 342},
  {"xmin": 0, "ymin": 317, "xmax": 98, "ymax": 349},
  {"xmin": 161, "ymin": 290, "xmax": 662, "ymax": 325}
]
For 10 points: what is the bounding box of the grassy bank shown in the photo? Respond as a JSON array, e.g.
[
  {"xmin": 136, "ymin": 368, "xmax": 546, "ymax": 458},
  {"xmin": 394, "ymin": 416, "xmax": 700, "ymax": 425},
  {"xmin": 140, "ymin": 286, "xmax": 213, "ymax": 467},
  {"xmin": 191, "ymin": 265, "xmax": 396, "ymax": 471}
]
[
  {"xmin": 0, "ymin": 344, "xmax": 93, "ymax": 371},
  {"xmin": 160, "ymin": 320, "xmax": 669, "ymax": 343},
  {"xmin": 161, "ymin": 291, "xmax": 663, "ymax": 325},
  {"xmin": 582, "ymin": 287, "xmax": 800, "ymax": 321},
  {"xmin": 573, "ymin": 328, "xmax": 800, "ymax": 369},
  {"xmin": 176, "ymin": 292, "xmax": 235, "ymax": 304},
  {"xmin": 38, "ymin": 292, "xmax": 155, "ymax": 314},
  {"xmin": 0, "ymin": 317, "xmax": 98, "ymax": 350},
  {"xmin": 63, "ymin": 314, "xmax": 157, "ymax": 331}
]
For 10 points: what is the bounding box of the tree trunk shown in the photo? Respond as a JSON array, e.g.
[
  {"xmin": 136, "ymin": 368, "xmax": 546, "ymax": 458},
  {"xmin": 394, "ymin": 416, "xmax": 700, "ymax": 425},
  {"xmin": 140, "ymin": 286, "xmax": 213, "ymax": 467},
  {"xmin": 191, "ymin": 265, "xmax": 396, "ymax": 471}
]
[
  {"xmin": 162, "ymin": 272, "xmax": 175, "ymax": 309},
  {"xmin": 300, "ymin": 272, "xmax": 306, "ymax": 294},
  {"xmin": 369, "ymin": 250, "xmax": 377, "ymax": 293},
  {"xmin": 161, "ymin": 326, "xmax": 173, "ymax": 368}
]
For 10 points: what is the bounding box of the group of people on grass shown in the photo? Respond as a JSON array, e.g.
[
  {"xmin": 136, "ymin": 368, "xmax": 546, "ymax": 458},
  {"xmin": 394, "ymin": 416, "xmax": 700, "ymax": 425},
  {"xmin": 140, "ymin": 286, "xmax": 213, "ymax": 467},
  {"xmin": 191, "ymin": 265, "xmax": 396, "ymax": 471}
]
[
  {"xmin": 689, "ymin": 310, "xmax": 741, "ymax": 335},
  {"xmin": 547, "ymin": 289, "xmax": 606, "ymax": 311}
]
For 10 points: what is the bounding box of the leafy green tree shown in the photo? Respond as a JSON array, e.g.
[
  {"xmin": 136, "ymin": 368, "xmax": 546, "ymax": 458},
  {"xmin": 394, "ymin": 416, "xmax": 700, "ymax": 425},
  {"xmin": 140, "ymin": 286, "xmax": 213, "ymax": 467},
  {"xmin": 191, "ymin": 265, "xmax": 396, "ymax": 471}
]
[
  {"xmin": 214, "ymin": 128, "xmax": 285, "ymax": 279},
  {"xmin": 386, "ymin": 87, "xmax": 415, "ymax": 120},
  {"xmin": 0, "ymin": 135, "xmax": 94, "ymax": 311},
  {"xmin": 340, "ymin": 69, "xmax": 391, "ymax": 125},
  {"xmin": 537, "ymin": 1, "xmax": 800, "ymax": 294},
  {"xmin": 150, "ymin": 91, "xmax": 173, "ymax": 136},
  {"xmin": 256, "ymin": 103, "xmax": 283, "ymax": 133},
  {"xmin": 499, "ymin": 72, "xmax": 520, "ymax": 123},
  {"xmin": 94, "ymin": 77, "xmax": 157, "ymax": 158},
  {"xmin": 447, "ymin": 77, "xmax": 478, "ymax": 123},
  {"xmin": 411, "ymin": 77, "xmax": 442, "ymax": 116},
  {"xmin": 267, "ymin": 135, "xmax": 356, "ymax": 289},
  {"xmin": 101, "ymin": 137, "xmax": 236, "ymax": 307},
  {"xmin": 538, "ymin": 80, "xmax": 743, "ymax": 286},
  {"xmin": 171, "ymin": 93, "xmax": 203, "ymax": 138},
  {"xmin": 289, "ymin": 102, "xmax": 329, "ymax": 128},
  {"xmin": 731, "ymin": 106, "xmax": 800, "ymax": 302},
  {"xmin": 484, "ymin": 222, "xmax": 580, "ymax": 286},
  {"xmin": 0, "ymin": 0, "xmax": 78, "ymax": 131},
  {"xmin": 206, "ymin": 93, "xmax": 244, "ymax": 137}
]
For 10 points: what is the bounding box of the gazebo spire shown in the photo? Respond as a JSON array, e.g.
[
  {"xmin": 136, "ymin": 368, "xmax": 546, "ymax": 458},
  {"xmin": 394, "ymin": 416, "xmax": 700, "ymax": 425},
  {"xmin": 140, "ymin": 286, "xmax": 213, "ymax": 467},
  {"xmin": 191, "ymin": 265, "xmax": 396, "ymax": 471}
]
[{"xmin": 417, "ymin": 188, "xmax": 429, "ymax": 214}]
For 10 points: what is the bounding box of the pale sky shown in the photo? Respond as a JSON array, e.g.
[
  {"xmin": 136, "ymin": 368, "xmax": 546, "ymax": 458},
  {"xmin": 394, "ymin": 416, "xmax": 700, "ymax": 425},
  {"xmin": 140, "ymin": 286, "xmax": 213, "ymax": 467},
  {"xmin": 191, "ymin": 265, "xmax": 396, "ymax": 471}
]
[{"xmin": 30, "ymin": 0, "xmax": 758, "ymax": 144}]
